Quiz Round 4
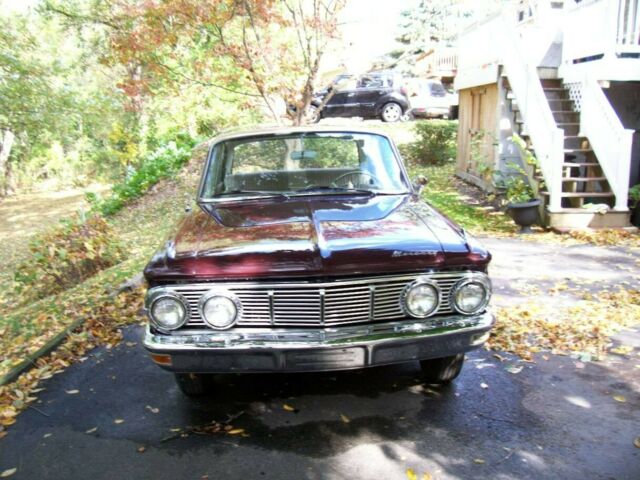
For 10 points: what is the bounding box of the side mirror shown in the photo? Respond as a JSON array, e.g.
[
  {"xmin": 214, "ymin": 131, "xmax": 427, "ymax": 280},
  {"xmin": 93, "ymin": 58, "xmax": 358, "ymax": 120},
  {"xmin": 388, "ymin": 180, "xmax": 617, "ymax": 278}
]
[{"xmin": 413, "ymin": 175, "xmax": 428, "ymax": 194}]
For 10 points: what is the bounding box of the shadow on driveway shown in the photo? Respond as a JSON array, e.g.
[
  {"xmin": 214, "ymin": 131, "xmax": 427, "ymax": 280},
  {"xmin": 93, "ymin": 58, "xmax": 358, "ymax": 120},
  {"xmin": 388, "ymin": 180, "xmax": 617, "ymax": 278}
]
[{"xmin": 1, "ymin": 325, "xmax": 638, "ymax": 479}]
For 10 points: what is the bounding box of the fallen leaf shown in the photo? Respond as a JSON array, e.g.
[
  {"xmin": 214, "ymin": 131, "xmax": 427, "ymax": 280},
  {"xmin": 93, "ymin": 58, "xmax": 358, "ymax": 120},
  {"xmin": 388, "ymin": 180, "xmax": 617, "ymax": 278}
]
[
  {"xmin": 610, "ymin": 345, "xmax": 634, "ymax": 356},
  {"xmin": 227, "ymin": 428, "xmax": 244, "ymax": 435},
  {"xmin": 480, "ymin": 382, "xmax": 489, "ymax": 389},
  {"xmin": 0, "ymin": 468, "xmax": 16, "ymax": 478},
  {"xmin": 613, "ymin": 395, "xmax": 627, "ymax": 403},
  {"xmin": 137, "ymin": 446, "xmax": 146, "ymax": 453},
  {"xmin": 85, "ymin": 427, "xmax": 98, "ymax": 434},
  {"xmin": 473, "ymin": 458, "xmax": 486, "ymax": 464},
  {"xmin": 43, "ymin": 433, "xmax": 52, "ymax": 438},
  {"xmin": 283, "ymin": 404, "xmax": 296, "ymax": 412},
  {"xmin": 634, "ymin": 437, "xmax": 640, "ymax": 449},
  {"xmin": 340, "ymin": 414, "xmax": 350, "ymax": 424},
  {"xmin": 65, "ymin": 390, "xmax": 79, "ymax": 395},
  {"xmin": 114, "ymin": 419, "xmax": 125, "ymax": 424},
  {"xmin": 406, "ymin": 468, "xmax": 417, "ymax": 480},
  {"xmin": 422, "ymin": 473, "xmax": 432, "ymax": 480},
  {"xmin": 505, "ymin": 365, "xmax": 523, "ymax": 374}
]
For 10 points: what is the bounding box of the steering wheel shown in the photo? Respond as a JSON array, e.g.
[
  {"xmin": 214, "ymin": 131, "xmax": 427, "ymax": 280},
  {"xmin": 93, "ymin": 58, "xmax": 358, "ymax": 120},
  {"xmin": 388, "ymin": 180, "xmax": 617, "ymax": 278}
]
[{"xmin": 331, "ymin": 170, "xmax": 380, "ymax": 188}]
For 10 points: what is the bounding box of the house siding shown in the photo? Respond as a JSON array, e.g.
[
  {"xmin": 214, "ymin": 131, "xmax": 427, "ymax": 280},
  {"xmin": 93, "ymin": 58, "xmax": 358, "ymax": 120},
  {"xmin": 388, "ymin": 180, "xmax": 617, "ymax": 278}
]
[
  {"xmin": 456, "ymin": 82, "xmax": 500, "ymax": 190},
  {"xmin": 603, "ymin": 81, "xmax": 640, "ymax": 188}
]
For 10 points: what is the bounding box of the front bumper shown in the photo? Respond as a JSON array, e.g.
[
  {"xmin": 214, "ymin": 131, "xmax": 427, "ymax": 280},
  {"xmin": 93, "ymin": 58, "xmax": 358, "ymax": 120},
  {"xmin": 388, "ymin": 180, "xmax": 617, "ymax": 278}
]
[
  {"xmin": 411, "ymin": 106, "xmax": 450, "ymax": 117},
  {"xmin": 143, "ymin": 311, "xmax": 495, "ymax": 373}
]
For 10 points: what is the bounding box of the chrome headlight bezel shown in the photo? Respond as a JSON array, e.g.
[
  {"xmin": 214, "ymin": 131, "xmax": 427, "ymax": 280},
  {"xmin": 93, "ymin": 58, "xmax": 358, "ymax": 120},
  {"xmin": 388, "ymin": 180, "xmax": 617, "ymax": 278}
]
[
  {"xmin": 401, "ymin": 277, "xmax": 441, "ymax": 318},
  {"xmin": 146, "ymin": 289, "xmax": 190, "ymax": 333},
  {"xmin": 450, "ymin": 272, "xmax": 492, "ymax": 315},
  {"xmin": 198, "ymin": 289, "xmax": 242, "ymax": 330}
]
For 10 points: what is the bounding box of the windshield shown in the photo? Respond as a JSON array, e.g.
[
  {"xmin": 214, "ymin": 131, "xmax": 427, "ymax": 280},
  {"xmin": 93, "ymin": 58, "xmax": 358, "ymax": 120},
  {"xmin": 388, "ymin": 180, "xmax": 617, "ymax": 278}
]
[
  {"xmin": 200, "ymin": 132, "xmax": 409, "ymax": 199},
  {"xmin": 419, "ymin": 81, "xmax": 446, "ymax": 97}
]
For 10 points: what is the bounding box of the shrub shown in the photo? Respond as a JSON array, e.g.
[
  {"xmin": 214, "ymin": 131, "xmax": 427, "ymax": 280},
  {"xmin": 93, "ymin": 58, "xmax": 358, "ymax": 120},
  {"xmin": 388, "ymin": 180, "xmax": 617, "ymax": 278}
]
[
  {"xmin": 400, "ymin": 120, "xmax": 457, "ymax": 166},
  {"xmin": 14, "ymin": 214, "xmax": 124, "ymax": 300},
  {"xmin": 89, "ymin": 133, "xmax": 197, "ymax": 216}
]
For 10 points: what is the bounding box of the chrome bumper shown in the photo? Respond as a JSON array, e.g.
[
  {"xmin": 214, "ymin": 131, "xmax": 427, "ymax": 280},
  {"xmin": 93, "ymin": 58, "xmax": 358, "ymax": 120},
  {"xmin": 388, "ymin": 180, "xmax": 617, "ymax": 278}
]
[{"xmin": 143, "ymin": 311, "xmax": 494, "ymax": 373}]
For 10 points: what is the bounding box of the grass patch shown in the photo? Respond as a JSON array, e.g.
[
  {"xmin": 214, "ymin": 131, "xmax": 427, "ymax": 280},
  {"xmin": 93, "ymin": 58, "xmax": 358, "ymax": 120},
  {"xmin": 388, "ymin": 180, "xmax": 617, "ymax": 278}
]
[
  {"xmin": 0, "ymin": 144, "xmax": 202, "ymax": 379},
  {"xmin": 410, "ymin": 163, "xmax": 516, "ymax": 235}
]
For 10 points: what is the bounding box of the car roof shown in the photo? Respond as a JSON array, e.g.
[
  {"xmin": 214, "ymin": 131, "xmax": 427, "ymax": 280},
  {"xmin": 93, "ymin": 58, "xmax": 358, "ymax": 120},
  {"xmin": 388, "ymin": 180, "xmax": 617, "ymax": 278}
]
[{"xmin": 210, "ymin": 125, "xmax": 395, "ymax": 144}]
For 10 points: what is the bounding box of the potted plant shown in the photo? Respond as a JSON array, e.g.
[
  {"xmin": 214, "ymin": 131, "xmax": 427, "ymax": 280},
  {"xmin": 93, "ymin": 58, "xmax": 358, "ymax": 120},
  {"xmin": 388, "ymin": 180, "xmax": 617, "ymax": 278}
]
[
  {"xmin": 630, "ymin": 184, "xmax": 640, "ymax": 227},
  {"xmin": 500, "ymin": 174, "xmax": 540, "ymax": 234}
]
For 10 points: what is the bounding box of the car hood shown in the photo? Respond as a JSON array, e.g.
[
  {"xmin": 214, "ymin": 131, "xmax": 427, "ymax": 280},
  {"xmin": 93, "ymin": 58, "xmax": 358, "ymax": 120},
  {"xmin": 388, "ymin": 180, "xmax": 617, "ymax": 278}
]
[{"xmin": 143, "ymin": 194, "xmax": 490, "ymax": 283}]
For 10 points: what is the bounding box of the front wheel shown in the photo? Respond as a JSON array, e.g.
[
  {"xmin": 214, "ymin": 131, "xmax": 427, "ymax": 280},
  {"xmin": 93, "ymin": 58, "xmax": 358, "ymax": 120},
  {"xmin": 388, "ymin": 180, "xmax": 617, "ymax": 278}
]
[
  {"xmin": 174, "ymin": 373, "xmax": 211, "ymax": 396},
  {"xmin": 304, "ymin": 105, "xmax": 321, "ymax": 124},
  {"xmin": 380, "ymin": 102, "xmax": 403, "ymax": 122},
  {"xmin": 419, "ymin": 354, "xmax": 465, "ymax": 384}
]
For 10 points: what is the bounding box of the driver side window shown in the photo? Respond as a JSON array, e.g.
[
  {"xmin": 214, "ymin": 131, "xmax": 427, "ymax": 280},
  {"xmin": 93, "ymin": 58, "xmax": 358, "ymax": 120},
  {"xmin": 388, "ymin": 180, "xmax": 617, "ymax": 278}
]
[{"xmin": 357, "ymin": 76, "xmax": 384, "ymax": 89}]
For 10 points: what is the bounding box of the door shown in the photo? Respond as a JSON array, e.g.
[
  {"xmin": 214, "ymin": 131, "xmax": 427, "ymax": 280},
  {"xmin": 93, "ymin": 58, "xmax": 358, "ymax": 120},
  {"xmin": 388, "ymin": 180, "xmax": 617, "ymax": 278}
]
[
  {"xmin": 322, "ymin": 77, "xmax": 358, "ymax": 118},
  {"xmin": 352, "ymin": 75, "xmax": 388, "ymax": 117}
]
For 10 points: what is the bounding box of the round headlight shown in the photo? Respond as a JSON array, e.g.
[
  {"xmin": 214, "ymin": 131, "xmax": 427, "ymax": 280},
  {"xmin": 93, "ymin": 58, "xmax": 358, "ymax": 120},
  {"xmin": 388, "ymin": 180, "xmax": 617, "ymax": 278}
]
[
  {"xmin": 150, "ymin": 296, "xmax": 188, "ymax": 331},
  {"xmin": 451, "ymin": 275, "xmax": 491, "ymax": 315},
  {"xmin": 403, "ymin": 280, "xmax": 440, "ymax": 318},
  {"xmin": 200, "ymin": 291, "xmax": 239, "ymax": 330}
]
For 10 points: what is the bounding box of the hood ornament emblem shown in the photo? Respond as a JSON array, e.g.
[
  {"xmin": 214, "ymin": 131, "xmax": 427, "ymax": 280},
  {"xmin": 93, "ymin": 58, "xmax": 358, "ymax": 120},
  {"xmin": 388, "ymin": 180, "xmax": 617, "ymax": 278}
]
[{"xmin": 391, "ymin": 250, "xmax": 439, "ymax": 257}]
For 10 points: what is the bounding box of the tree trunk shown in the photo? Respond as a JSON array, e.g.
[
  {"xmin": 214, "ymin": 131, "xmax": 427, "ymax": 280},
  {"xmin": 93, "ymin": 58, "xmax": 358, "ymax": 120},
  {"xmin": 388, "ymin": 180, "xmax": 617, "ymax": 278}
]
[{"xmin": 0, "ymin": 130, "xmax": 15, "ymax": 197}]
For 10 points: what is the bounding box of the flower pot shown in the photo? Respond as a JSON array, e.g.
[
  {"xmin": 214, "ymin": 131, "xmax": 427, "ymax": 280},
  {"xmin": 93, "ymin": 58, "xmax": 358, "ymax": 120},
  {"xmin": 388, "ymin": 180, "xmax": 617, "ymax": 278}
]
[
  {"xmin": 506, "ymin": 199, "xmax": 541, "ymax": 234},
  {"xmin": 631, "ymin": 205, "xmax": 640, "ymax": 228}
]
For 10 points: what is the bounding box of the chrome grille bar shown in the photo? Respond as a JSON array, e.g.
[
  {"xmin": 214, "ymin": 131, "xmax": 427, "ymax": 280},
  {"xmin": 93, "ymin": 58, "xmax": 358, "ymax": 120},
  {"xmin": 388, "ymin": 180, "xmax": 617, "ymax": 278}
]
[{"xmin": 164, "ymin": 271, "xmax": 474, "ymax": 328}]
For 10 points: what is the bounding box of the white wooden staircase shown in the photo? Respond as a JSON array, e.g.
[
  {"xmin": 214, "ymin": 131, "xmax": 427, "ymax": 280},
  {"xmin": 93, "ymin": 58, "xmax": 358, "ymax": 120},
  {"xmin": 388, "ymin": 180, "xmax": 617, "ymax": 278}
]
[
  {"xmin": 455, "ymin": 0, "xmax": 639, "ymax": 230},
  {"xmin": 506, "ymin": 76, "xmax": 631, "ymax": 229},
  {"xmin": 494, "ymin": 1, "xmax": 636, "ymax": 230}
]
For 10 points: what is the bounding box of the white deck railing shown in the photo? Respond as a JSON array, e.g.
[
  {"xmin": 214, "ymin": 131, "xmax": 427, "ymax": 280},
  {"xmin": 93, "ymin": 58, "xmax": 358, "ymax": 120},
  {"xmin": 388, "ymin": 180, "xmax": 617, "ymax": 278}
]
[
  {"xmin": 498, "ymin": 10, "xmax": 565, "ymax": 210},
  {"xmin": 579, "ymin": 78, "xmax": 634, "ymax": 210},
  {"xmin": 434, "ymin": 49, "xmax": 458, "ymax": 73},
  {"xmin": 617, "ymin": 0, "xmax": 640, "ymax": 48},
  {"xmin": 564, "ymin": 0, "xmax": 640, "ymax": 64}
]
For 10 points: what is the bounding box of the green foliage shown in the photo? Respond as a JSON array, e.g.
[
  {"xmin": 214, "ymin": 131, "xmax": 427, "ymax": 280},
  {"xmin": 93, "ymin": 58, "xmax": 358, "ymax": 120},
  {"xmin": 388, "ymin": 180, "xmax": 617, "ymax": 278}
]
[
  {"xmin": 498, "ymin": 175, "xmax": 535, "ymax": 204},
  {"xmin": 493, "ymin": 134, "xmax": 539, "ymax": 205},
  {"xmin": 410, "ymin": 163, "xmax": 514, "ymax": 234},
  {"xmin": 88, "ymin": 134, "xmax": 197, "ymax": 216},
  {"xmin": 495, "ymin": 161, "xmax": 536, "ymax": 205},
  {"xmin": 470, "ymin": 129, "xmax": 496, "ymax": 180},
  {"xmin": 400, "ymin": 120, "xmax": 457, "ymax": 166},
  {"xmin": 14, "ymin": 214, "xmax": 124, "ymax": 301},
  {"xmin": 629, "ymin": 184, "xmax": 640, "ymax": 208}
]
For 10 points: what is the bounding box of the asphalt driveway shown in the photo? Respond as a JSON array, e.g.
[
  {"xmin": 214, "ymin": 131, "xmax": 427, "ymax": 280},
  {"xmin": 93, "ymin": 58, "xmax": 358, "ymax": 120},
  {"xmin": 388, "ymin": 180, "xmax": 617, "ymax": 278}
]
[{"xmin": 1, "ymin": 238, "xmax": 639, "ymax": 479}]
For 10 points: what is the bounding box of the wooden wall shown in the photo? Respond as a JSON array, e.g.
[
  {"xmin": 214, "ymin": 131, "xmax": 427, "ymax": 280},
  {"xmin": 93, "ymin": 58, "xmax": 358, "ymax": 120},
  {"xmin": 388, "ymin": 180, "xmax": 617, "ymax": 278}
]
[{"xmin": 456, "ymin": 83, "xmax": 499, "ymax": 190}]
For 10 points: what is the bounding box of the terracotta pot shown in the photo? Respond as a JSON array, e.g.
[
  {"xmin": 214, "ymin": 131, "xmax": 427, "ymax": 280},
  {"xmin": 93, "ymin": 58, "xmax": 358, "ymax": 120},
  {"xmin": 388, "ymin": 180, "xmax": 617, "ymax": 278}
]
[{"xmin": 506, "ymin": 199, "xmax": 541, "ymax": 234}]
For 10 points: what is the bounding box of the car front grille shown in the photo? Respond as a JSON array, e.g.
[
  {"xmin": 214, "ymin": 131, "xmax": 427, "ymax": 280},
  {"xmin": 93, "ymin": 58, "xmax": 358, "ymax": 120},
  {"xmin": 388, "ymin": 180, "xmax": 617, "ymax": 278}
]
[{"xmin": 162, "ymin": 271, "xmax": 473, "ymax": 328}]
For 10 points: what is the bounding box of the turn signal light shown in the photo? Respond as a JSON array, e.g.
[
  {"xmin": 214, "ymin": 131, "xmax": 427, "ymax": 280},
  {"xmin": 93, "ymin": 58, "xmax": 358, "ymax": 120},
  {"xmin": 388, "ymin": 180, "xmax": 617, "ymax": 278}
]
[{"xmin": 150, "ymin": 354, "xmax": 172, "ymax": 366}]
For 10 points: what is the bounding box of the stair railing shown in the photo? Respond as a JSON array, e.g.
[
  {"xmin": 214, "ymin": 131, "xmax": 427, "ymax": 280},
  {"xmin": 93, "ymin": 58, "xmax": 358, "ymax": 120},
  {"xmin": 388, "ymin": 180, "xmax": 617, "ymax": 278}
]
[
  {"xmin": 580, "ymin": 77, "xmax": 634, "ymax": 210},
  {"xmin": 499, "ymin": 10, "xmax": 565, "ymax": 211}
]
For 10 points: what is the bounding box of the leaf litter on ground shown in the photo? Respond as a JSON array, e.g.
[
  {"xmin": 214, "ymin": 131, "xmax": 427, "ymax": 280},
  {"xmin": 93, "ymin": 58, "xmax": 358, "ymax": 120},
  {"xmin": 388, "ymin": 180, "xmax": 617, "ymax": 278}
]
[{"xmin": 488, "ymin": 287, "xmax": 640, "ymax": 361}]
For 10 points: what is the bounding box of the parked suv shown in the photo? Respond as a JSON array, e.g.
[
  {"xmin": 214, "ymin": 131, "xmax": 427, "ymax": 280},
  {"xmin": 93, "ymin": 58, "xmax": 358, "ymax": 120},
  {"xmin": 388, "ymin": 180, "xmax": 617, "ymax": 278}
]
[
  {"xmin": 307, "ymin": 72, "xmax": 411, "ymax": 123},
  {"xmin": 408, "ymin": 79, "xmax": 458, "ymax": 119}
]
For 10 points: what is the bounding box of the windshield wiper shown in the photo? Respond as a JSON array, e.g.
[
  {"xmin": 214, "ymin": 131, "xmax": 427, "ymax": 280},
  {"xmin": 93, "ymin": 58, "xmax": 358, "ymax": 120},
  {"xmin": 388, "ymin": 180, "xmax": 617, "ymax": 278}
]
[
  {"xmin": 220, "ymin": 189, "xmax": 290, "ymax": 199},
  {"xmin": 292, "ymin": 186, "xmax": 375, "ymax": 196}
]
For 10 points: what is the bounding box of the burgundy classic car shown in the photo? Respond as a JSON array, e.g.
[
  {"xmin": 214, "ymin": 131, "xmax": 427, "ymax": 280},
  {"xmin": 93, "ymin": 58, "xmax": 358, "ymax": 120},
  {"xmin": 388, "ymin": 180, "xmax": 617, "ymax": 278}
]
[{"xmin": 143, "ymin": 126, "xmax": 493, "ymax": 396}]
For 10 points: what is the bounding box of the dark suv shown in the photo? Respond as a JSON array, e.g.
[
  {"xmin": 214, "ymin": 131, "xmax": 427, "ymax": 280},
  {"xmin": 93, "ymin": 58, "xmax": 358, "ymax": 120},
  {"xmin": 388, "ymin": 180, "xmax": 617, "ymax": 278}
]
[{"xmin": 307, "ymin": 72, "xmax": 410, "ymax": 123}]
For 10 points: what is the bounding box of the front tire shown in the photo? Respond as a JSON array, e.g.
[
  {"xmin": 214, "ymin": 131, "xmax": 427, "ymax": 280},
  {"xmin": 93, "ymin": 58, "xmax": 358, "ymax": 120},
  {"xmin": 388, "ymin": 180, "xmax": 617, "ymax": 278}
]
[
  {"xmin": 174, "ymin": 373, "xmax": 210, "ymax": 396},
  {"xmin": 419, "ymin": 354, "xmax": 465, "ymax": 384},
  {"xmin": 380, "ymin": 102, "xmax": 403, "ymax": 122}
]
